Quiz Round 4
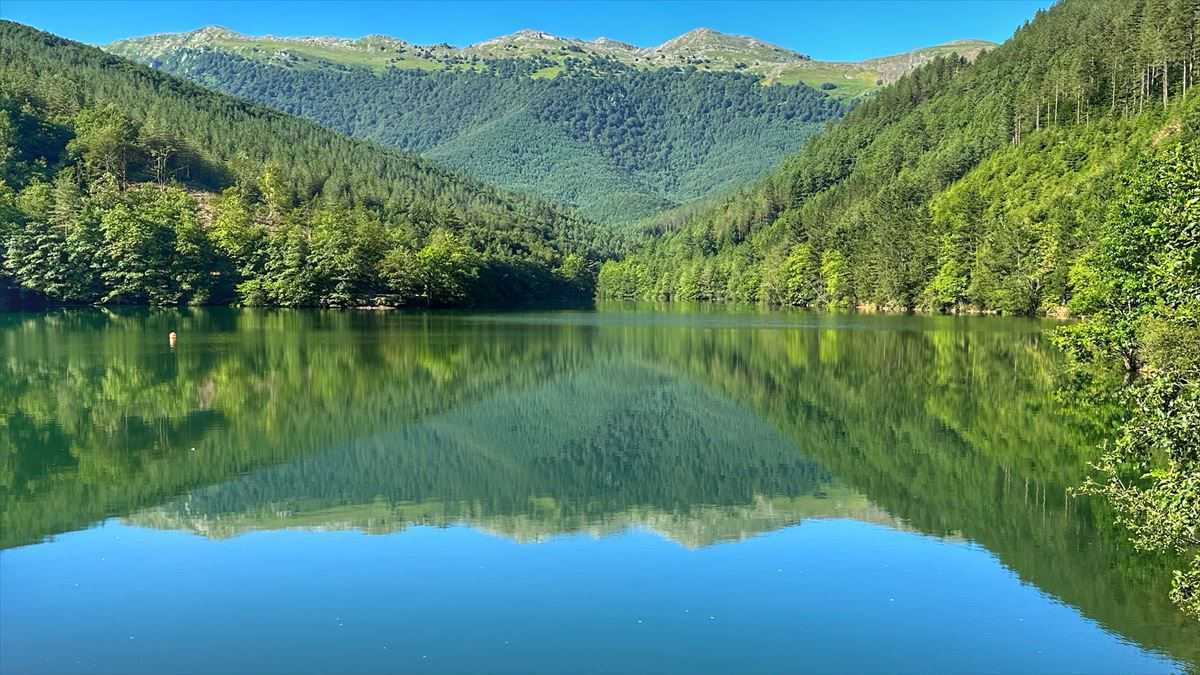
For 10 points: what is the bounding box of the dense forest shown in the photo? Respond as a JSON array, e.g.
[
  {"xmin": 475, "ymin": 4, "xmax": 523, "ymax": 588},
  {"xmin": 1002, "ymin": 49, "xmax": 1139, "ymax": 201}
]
[
  {"xmin": 108, "ymin": 47, "xmax": 845, "ymax": 224},
  {"xmin": 597, "ymin": 0, "xmax": 1197, "ymax": 313},
  {"xmin": 1055, "ymin": 145, "xmax": 1200, "ymax": 619},
  {"xmin": 0, "ymin": 21, "xmax": 625, "ymax": 309},
  {"xmin": 596, "ymin": 0, "xmax": 1200, "ymax": 618}
]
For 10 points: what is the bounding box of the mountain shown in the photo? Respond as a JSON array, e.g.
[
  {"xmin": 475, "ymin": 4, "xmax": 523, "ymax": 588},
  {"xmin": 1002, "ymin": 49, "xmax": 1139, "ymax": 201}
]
[
  {"xmin": 108, "ymin": 25, "xmax": 992, "ymax": 94},
  {"xmin": 105, "ymin": 27, "xmax": 991, "ymax": 224},
  {"xmin": 596, "ymin": 0, "xmax": 1199, "ymax": 315},
  {"xmin": 0, "ymin": 21, "xmax": 622, "ymax": 309}
]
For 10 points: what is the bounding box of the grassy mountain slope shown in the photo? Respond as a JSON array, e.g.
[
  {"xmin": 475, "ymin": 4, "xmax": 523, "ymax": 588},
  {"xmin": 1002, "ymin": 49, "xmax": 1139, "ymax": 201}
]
[
  {"xmin": 106, "ymin": 27, "xmax": 989, "ymax": 224},
  {"xmin": 109, "ymin": 25, "xmax": 992, "ymax": 94},
  {"xmin": 597, "ymin": 0, "xmax": 1199, "ymax": 314},
  {"xmin": 0, "ymin": 21, "xmax": 627, "ymax": 308}
]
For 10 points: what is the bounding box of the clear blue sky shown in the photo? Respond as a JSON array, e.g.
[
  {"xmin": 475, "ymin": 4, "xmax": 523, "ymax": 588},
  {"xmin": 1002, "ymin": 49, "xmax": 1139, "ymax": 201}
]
[{"xmin": 1, "ymin": 0, "xmax": 1055, "ymax": 61}]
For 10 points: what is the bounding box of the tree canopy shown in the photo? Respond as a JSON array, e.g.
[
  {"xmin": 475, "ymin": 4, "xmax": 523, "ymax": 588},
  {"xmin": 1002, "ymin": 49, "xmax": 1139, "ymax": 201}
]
[
  {"xmin": 0, "ymin": 21, "xmax": 625, "ymax": 308},
  {"xmin": 111, "ymin": 46, "xmax": 845, "ymax": 225},
  {"xmin": 598, "ymin": 0, "xmax": 1199, "ymax": 316}
]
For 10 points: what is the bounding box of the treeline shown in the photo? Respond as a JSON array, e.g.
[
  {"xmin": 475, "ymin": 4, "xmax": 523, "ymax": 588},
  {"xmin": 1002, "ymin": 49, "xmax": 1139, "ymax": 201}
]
[
  {"xmin": 597, "ymin": 0, "xmax": 1198, "ymax": 314},
  {"xmin": 114, "ymin": 46, "xmax": 844, "ymax": 223},
  {"xmin": 0, "ymin": 21, "xmax": 622, "ymax": 308}
]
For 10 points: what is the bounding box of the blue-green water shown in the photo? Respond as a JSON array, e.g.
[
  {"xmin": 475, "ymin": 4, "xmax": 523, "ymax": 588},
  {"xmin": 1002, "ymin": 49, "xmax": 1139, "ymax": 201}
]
[{"xmin": 1, "ymin": 305, "xmax": 1197, "ymax": 673}]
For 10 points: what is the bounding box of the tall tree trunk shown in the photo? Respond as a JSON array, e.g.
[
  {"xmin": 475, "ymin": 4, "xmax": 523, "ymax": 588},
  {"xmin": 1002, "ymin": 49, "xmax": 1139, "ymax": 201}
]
[
  {"xmin": 1163, "ymin": 60, "xmax": 1169, "ymax": 107},
  {"xmin": 1054, "ymin": 79, "xmax": 1060, "ymax": 124},
  {"xmin": 1140, "ymin": 66, "xmax": 1146, "ymax": 113},
  {"xmin": 1111, "ymin": 67, "xmax": 1117, "ymax": 113}
]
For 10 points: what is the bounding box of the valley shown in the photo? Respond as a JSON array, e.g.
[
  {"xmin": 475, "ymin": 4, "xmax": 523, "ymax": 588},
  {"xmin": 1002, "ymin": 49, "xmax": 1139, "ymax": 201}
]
[{"xmin": 105, "ymin": 27, "xmax": 991, "ymax": 223}]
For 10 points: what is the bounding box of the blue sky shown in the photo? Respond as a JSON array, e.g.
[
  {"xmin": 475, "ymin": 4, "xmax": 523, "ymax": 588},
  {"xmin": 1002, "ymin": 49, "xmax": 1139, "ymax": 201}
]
[{"xmin": 1, "ymin": 0, "xmax": 1054, "ymax": 61}]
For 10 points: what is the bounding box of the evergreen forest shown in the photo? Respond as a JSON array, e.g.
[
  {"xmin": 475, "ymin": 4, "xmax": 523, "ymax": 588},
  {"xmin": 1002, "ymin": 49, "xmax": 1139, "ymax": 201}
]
[
  {"xmin": 0, "ymin": 21, "xmax": 624, "ymax": 309},
  {"xmin": 109, "ymin": 45, "xmax": 846, "ymax": 224}
]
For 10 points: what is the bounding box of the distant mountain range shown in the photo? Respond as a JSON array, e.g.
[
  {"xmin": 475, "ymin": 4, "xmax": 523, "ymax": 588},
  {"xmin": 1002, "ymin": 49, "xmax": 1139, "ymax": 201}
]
[
  {"xmin": 109, "ymin": 26, "xmax": 993, "ymax": 98},
  {"xmin": 106, "ymin": 27, "xmax": 993, "ymax": 224}
]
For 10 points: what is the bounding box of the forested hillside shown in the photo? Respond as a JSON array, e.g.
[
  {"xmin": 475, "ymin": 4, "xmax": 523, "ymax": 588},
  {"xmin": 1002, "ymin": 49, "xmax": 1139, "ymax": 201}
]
[
  {"xmin": 597, "ymin": 0, "xmax": 1197, "ymax": 313},
  {"xmin": 106, "ymin": 39, "xmax": 835, "ymax": 224},
  {"xmin": 0, "ymin": 21, "xmax": 623, "ymax": 309},
  {"xmin": 107, "ymin": 27, "xmax": 990, "ymax": 224}
]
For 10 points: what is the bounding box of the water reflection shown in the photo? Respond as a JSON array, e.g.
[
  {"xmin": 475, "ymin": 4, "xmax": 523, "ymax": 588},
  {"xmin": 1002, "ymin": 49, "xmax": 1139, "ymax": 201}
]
[
  {"xmin": 1, "ymin": 305, "xmax": 1197, "ymax": 667},
  {"xmin": 133, "ymin": 362, "xmax": 893, "ymax": 547}
]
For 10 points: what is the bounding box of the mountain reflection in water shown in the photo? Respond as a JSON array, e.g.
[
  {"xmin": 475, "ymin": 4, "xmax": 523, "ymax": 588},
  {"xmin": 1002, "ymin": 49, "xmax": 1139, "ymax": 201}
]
[{"xmin": 1, "ymin": 305, "xmax": 1196, "ymax": 671}]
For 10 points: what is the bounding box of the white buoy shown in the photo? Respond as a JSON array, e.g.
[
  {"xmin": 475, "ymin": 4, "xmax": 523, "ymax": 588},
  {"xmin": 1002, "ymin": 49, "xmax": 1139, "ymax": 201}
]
[{"xmin": 168, "ymin": 331, "xmax": 177, "ymax": 347}]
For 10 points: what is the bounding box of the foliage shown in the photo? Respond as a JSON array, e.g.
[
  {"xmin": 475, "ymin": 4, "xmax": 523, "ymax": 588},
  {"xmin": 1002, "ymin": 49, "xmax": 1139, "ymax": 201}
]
[
  {"xmin": 0, "ymin": 21, "xmax": 624, "ymax": 308},
  {"xmin": 598, "ymin": 0, "xmax": 1200, "ymax": 315},
  {"xmin": 115, "ymin": 46, "xmax": 845, "ymax": 224},
  {"xmin": 1059, "ymin": 143, "xmax": 1200, "ymax": 619}
]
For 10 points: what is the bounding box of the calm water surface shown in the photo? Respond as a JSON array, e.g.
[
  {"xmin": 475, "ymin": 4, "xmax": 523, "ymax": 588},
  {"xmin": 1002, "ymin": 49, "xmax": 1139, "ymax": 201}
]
[{"xmin": 1, "ymin": 305, "xmax": 1197, "ymax": 674}]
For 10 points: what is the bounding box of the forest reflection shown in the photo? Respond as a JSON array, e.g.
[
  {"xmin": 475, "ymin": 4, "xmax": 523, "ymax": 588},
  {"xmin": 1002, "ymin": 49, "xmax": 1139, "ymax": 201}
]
[{"xmin": 1, "ymin": 305, "xmax": 1197, "ymax": 664}]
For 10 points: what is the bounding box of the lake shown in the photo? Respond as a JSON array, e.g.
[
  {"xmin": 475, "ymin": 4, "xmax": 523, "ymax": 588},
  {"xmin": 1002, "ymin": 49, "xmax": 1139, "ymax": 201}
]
[{"xmin": 1, "ymin": 305, "xmax": 1197, "ymax": 674}]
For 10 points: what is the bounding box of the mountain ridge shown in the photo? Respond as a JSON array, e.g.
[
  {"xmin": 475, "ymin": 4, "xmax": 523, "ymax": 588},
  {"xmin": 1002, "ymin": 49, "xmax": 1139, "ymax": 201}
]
[{"xmin": 108, "ymin": 25, "xmax": 993, "ymax": 92}]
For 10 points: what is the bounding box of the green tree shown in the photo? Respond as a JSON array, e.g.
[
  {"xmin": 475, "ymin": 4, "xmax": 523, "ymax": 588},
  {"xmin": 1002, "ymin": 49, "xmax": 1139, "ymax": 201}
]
[
  {"xmin": 155, "ymin": 187, "xmax": 217, "ymax": 303},
  {"xmin": 414, "ymin": 228, "xmax": 480, "ymax": 306},
  {"xmin": 261, "ymin": 219, "xmax": 318, "ymax": 307},
  {"xmin": 68, "ymin": 104, "xmax": 137, "ymax": 186},
  {"xmin": 1060, "ymin": 144, "xmax": 1200, "ymax": 619},
  {"xmin": 820, "ymin": 249, "xmax": 850, "ymax": 308},
  {"xmin": 211, "ymin": 188, "xmax": 264, "ymax": 277},
  {"xmin": 139, "ymin": 114, "xmax": 181, "ymax": 187},
  {"xmin": 54, "ymin": 168, "xmax": 103, "ymax": 301},
  {"xmin": 381, "ymin": 244, "xmax": 421, "ymax": 303},
  {"xmin": 99, "ymin": 193, "xmax": 172, "ymax": 303},
  {"xmin": 310, "ymin": 205, "xmax": 389, "ymax": 306}
]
